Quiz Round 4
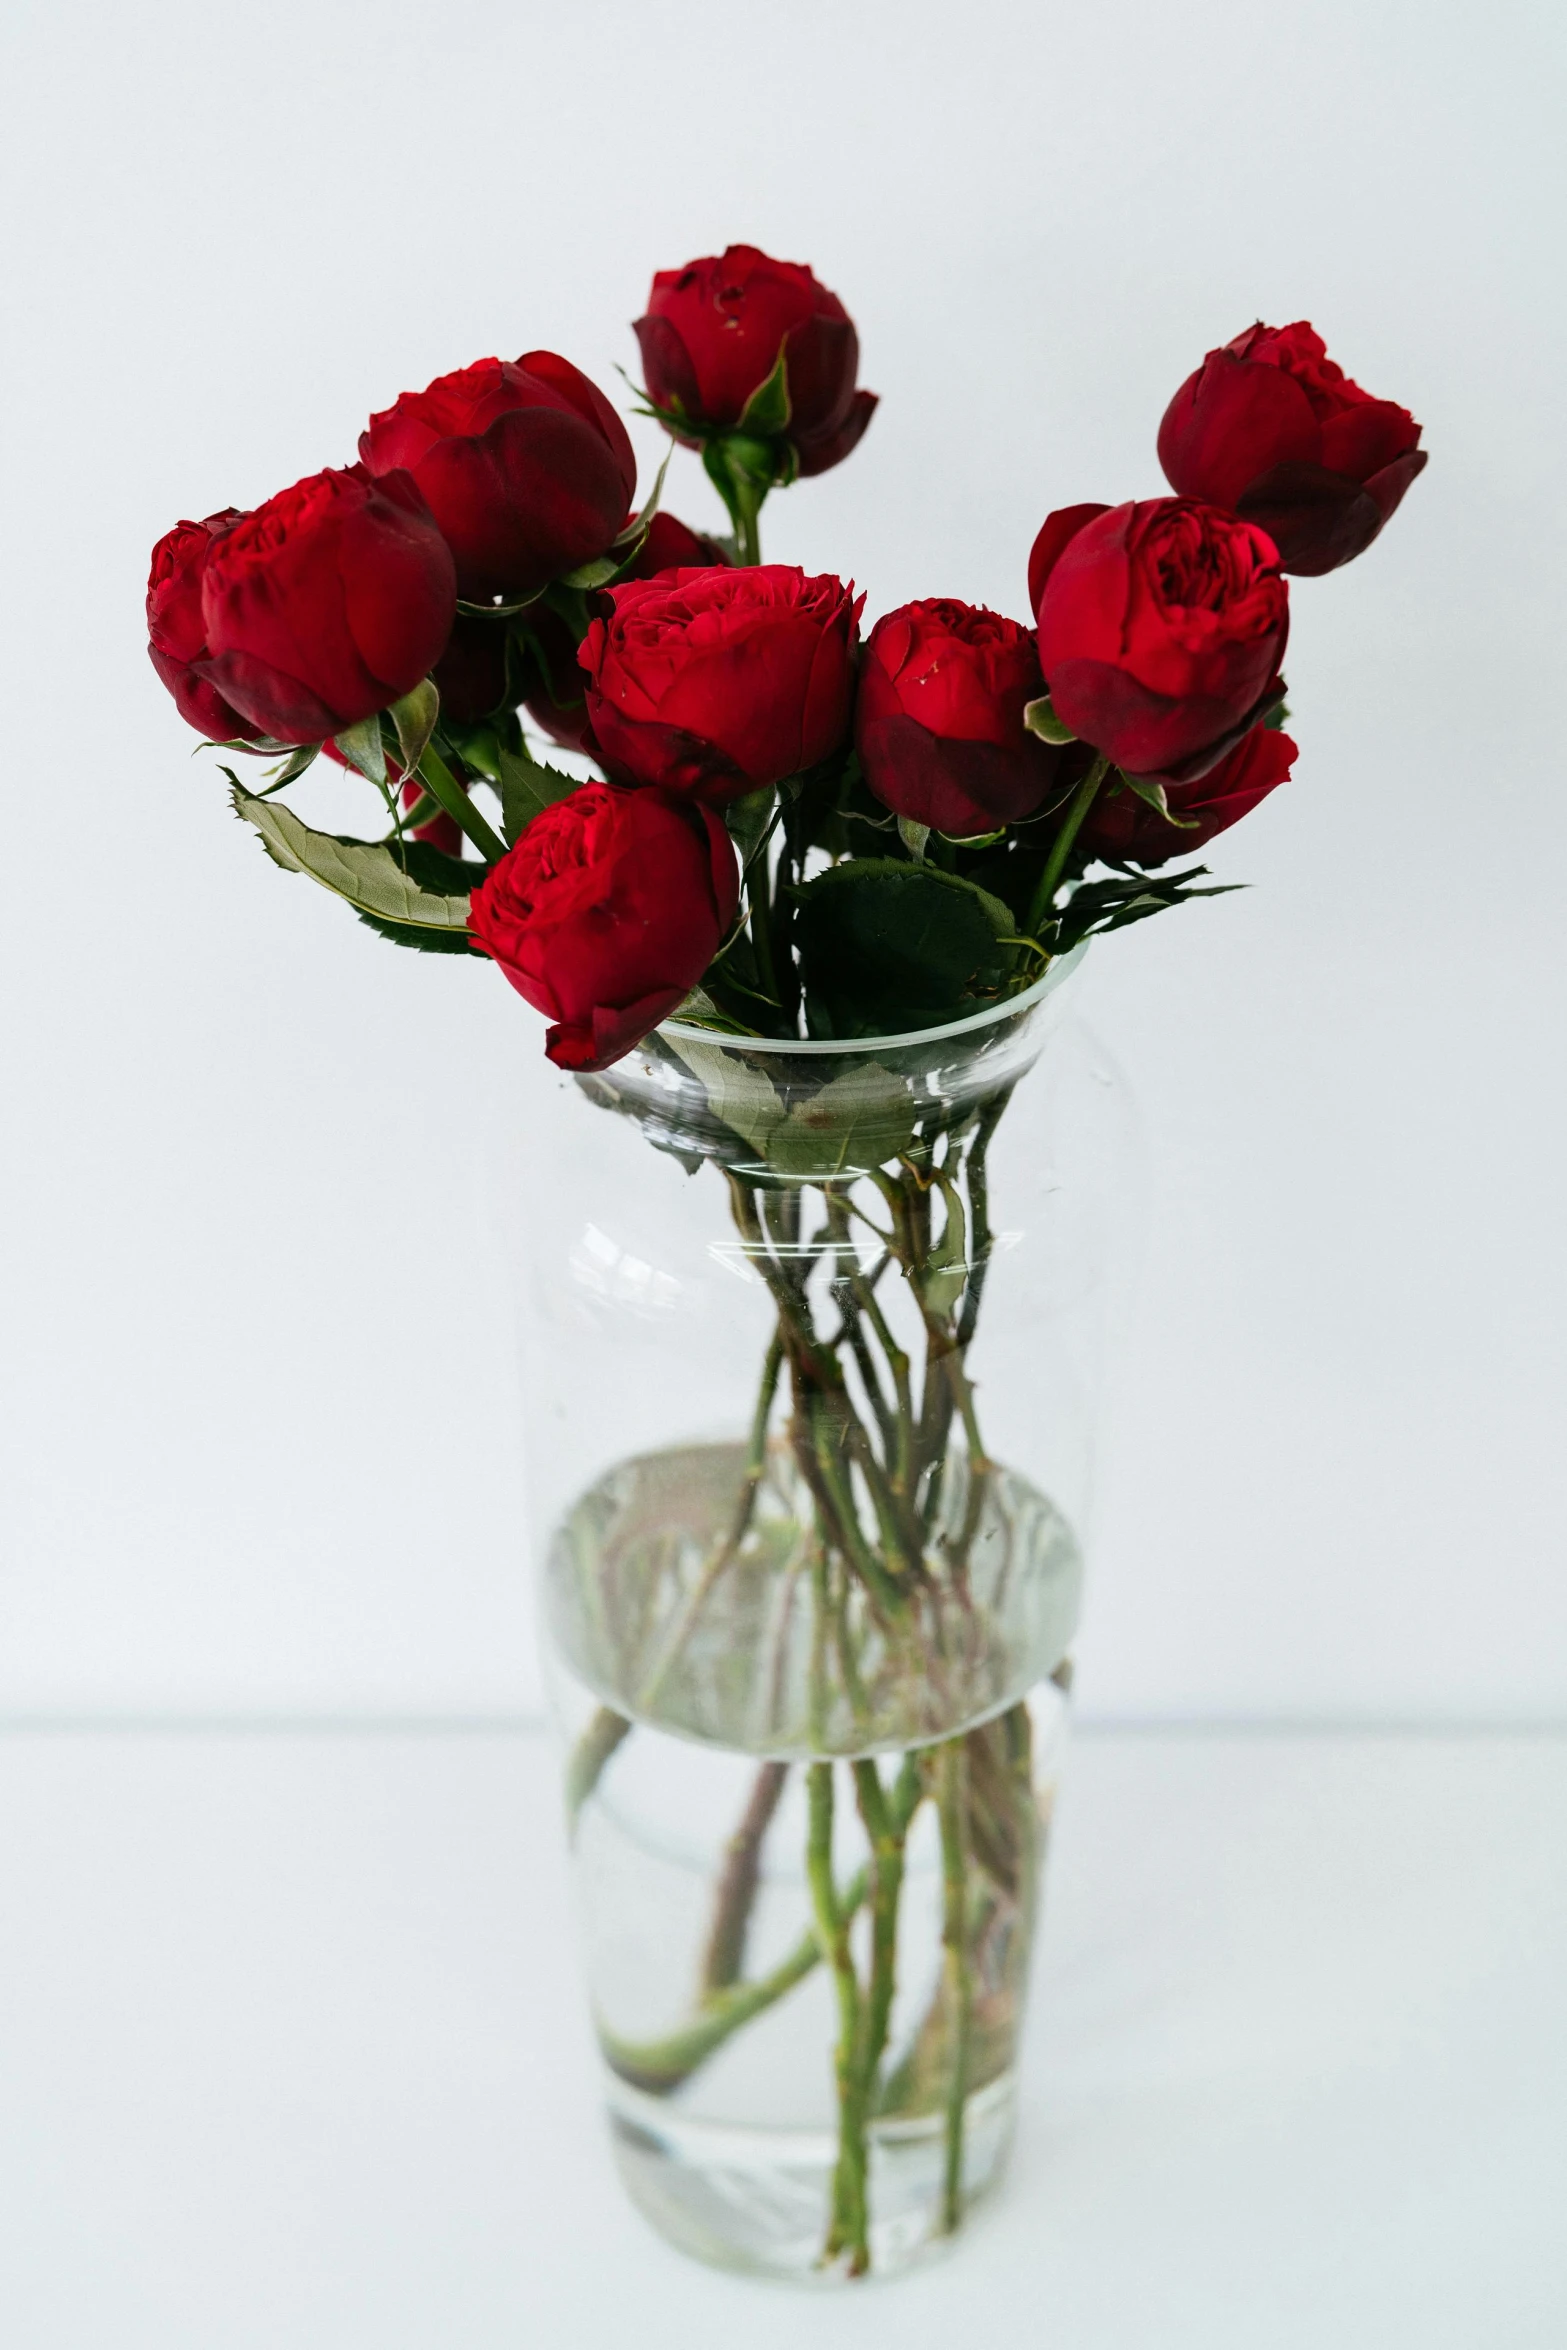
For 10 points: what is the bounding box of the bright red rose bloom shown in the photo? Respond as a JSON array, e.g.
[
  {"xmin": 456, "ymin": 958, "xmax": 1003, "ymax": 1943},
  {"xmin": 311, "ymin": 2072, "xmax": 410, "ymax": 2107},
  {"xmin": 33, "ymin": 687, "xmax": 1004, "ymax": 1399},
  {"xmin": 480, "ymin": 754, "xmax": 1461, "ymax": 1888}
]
[
  {"xmin": 1157, "ymin": 321, "xmax": 1427, "ymax": 577},
  {"xmin": 1035, "ymin": 499, "xmax": 1289, "ymax": 779},
  {"xmin": 195, "ymin": 468, "xmax": 456, "ymax": 746},
  {"xmin": 1080, "ymin": 723, "xmax": 1298, "ymax": 867},
  {"xmin": 467, "ymin": 783, "xmax": 738, "ymax": 1072},
  {"xmin": 635, "ymin": 245, "xmax": 877, "ymax": 477},
  {"xmin": 857, "ymin": 598, "xmax": 1060, "ymax": 836},
  {"xmin": 521, "ymin": 512, "xmax": 732, "ymax": 754},
  {"xmin": 359, "ymin": 353, "xmax": 636, "ymax": 600},
  {"xmin": 581, "ymin": 564, "xmax": 862, "ymax": 803},
  {"xmin": 147, "ymin": 511, "xmax": 262, "ymax": 741}
]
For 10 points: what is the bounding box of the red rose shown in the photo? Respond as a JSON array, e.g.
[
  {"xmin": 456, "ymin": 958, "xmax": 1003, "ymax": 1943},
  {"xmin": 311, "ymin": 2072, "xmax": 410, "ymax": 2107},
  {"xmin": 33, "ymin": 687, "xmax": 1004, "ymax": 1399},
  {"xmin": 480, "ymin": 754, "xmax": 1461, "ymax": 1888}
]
[
  {"xmin": 580, "ymin": 564, "xmax": 862, "ymax": 803},
  {"xmin": 359, "ymin": 353, "xmax": 636, "ymax": 600},
  {"xmin": 1157, "ymin": 322, "xmax": 1427, "ymax": 576},
  {"xmin": 433, "ymin": 614, "xmax": 512, "ymax": 724},
  {"xmin": 635, "ymin": 245, "xmax": 877, "ymax": 477},
  {"xmin": 1035, "ymin": 499, "xmax": 1289, "ymax": 779},
  {"xmin": 468, "ymin": 783, "xmax": 738, "ymax": 1071},
  {"xmin": 857, "ymin": 598, "xmax": 1060, "ymax": 836},
  {"xmin": 1026, "ymin": 503, "xmax": 1111, "ymax": 624},
  {"xmin": 1080, "ymin": 722, "xmax": 1298, "ymax": 867},
  {"xmin": 521, "ymin": 512, "xmax": 732, "ymax": 753},
  {"xmin": 147, "ymin": 511, "xmax": 262, "ymax": 741},
  {"xmin": 195, "ymin": 467, "xmax": 456, "ymax": 746}
]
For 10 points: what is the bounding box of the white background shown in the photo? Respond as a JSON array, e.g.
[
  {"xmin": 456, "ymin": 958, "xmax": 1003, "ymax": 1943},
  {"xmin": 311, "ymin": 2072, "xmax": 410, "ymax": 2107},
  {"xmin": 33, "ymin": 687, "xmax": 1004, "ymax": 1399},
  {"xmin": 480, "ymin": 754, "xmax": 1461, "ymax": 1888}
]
[{"xmin": 2, "ymin": 0, "xmax": 1563, "ymax": 1726}]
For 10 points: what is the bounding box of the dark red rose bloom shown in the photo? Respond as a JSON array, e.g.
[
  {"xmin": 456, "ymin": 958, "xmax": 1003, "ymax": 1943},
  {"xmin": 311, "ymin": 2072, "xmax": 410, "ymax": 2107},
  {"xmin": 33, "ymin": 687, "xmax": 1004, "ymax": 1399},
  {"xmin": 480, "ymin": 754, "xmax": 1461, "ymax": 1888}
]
[
  {"xmin": 635, "ymin": 245, "xmax": 877, "ymax": 477},
  {"xmin": 581, "ymin": 564, "xmax": 862, "ymax": 803},
  {"xmin": 195, "ymin": 467, "xmax": 456, "ymax": 746},
  {"xmin": 1079, "ymin": 722, "xmax": 1298, "ymax": 867},
  {"xmin": 635, "ymin": 509, "xmax": 732, "ymax": 574},
  {"xmin": 359, "ymin": 353, "xmax": 636, "ymax": 600},
  {"xmin": 1036, "ymin": 499, "xmax": 1289, "ymax": 779},
  {"xmin": 467, "ymin": 783, "xmax": 738, "ymax": 1071},
  {"xmin": 147, "ymin": 511, "xmax": 263, "ymax": 741},
  {"xmin": 1157, "ymin": 322, "xmax": 1427, "ymax": 576},
  {"xmin": 433, "ymin": 614, "xmax": 512, "ymax": 724},
  {"xmin": 1027, "ymin": 503, "xmax": 1111, "ymax": 624},
  {"xmin": 857, "ymin": 598, "xmax": 1061, "ymax": 836}
]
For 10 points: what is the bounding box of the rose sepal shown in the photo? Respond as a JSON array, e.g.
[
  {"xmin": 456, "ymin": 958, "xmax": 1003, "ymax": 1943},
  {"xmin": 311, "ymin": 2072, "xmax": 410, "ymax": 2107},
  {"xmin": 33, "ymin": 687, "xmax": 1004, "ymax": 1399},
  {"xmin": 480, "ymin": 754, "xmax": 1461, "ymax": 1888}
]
[{"xmin": 1022, "ymin": 695, "xmax": 1077, "ymax": 745}]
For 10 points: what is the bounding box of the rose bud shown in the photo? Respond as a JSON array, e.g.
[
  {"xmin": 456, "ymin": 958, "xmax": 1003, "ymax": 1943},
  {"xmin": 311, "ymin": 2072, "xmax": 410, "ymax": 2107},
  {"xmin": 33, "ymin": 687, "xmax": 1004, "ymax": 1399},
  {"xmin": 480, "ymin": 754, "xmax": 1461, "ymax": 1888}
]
[
  {"xmin": 1079, "ymin": 722, "xmax": 1298, "ymax": 868},
  {"xmin": 467, "ymin": 782, "xmax": 738, "ymax": 1072},
  {"xmin": 581, "ymin": 564, "xmax": 862, "ymax": 804},
  {"xmin": 1157, "ymin": 321, "xmax": 1427, "ymax": 576},
  {"xmin": 1035, "ymin": 498, "xmax": 1289, "ymax": 780},
  {"xmin": 635, "ymin": 509, "xmax": 732, "ymax": 575},
  {"xmin": 195, "ymin": 467, "xmax": 456, "ymax": 746},
  {"xmin": 635, "ymin": 245, "xmax": 877, "ymax": 478},
  {"xmin": 359, "ymin": 353, "xmax": 636, "ymax": 601},
  {"xmin": 147, "ymin": 511, "xmax": 263, "ymax": 742},
  {"xmin": 857, "ymin": 598, "xmax": 1061, "ymax": 837}
]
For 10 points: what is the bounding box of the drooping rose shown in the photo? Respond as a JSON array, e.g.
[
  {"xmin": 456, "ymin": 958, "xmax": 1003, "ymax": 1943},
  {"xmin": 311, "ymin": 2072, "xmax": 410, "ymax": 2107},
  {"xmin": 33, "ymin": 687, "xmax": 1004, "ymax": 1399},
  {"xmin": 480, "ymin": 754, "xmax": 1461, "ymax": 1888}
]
[
  {"xmin": 857, "ymin": 598, "xmax": 1061, "ymax": 836},
  {"xmin": 1035, "ymin": 499, "xmax": 1289, "ymax": 780},
  {"xmin": 359, "ymin": 354, "xmax": 636, "ymax": 600},
  {"xmin": 635, "ymin": 245, "xmax": 877, "ymax": 476},
  {"xmin": 580, "ymin": 564, "xmax": 862, "ymax": 802},
  {"xmin": 1157, "ymin": 322, "xmax": 1426, "ymax": 576},
  {"xmin": 195, "ymin": 467, "xmax": 456, "ymax": 745},
  {"xmin": 467, "ymin": 783, "xmax": 738, "ymax": 1071},
  {"xmin": 147, "ymin": 511, "xmax": 262, "ymax": 741},
  {"xmin": 1079, "ymin": 722, "xmax": 1298, "ymax": 867}
]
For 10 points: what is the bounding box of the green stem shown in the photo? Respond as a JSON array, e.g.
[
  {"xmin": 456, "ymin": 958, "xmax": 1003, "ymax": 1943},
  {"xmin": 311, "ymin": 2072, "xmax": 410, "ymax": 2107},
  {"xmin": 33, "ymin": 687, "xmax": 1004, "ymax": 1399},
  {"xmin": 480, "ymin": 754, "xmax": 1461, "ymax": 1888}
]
[
  {"xmin": 600, "ymin": 1757, "xmax": 924, "ymax": 2101},
  {"xmin": 416, "ymin": 744, "xmax": 508, "ymax": 863},
  {"xmin": 851, "ymin": 1758, "xmax": 908, "ymax": 2134},
  {"xmin": 806, "ymin": 1761, "xmax": 869, "ymax": 2271},
  {"xmin": 700, "ymin": 1760, "xmax": 788, "ymax": 1995},
  {"xmin": 564, "ymin": 1706, "xmax": 631, "ymax": 1840},
  {"xmin": 1024, "ymin": 751, "xmax": 1109, "ymax": 936},
  {"xmin": 748, "ymin": 848, "xmax": 783, "ymax": 1014},
  {"xmin": 937, "ymin": 1738, "xmax": 974, "ymax": 2233}
]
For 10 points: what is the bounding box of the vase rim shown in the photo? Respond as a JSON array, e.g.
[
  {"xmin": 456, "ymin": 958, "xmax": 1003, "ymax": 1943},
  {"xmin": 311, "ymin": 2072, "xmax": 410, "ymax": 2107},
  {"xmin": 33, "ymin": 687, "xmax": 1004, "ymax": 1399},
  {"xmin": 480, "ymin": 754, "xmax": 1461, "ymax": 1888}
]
[{"xmin": 659, "ymin": 939, "xmax": 1088, "ymax": 1060}]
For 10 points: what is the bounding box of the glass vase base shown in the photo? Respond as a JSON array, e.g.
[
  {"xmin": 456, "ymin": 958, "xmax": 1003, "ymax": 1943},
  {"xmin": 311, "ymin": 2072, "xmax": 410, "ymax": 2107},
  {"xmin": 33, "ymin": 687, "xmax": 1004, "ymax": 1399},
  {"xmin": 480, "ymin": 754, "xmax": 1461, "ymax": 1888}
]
[{"xmin": 606, "ymin": 2071, "xmax": 1018, "ymax": 2282}]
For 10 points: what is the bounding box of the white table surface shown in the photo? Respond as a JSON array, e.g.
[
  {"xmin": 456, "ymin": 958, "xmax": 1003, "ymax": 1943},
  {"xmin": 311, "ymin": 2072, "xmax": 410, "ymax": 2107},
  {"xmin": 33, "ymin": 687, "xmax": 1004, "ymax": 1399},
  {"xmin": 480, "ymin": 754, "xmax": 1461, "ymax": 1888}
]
[{"xmin": 1, "ymin": 1725, "xmax": 1563, "ymax": 2349}]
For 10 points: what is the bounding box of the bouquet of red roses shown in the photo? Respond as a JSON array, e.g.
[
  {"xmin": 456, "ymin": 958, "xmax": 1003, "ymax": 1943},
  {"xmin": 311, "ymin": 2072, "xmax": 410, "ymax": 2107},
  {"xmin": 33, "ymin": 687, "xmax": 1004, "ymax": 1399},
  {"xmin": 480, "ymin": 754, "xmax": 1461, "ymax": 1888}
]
[
  {"xmin": 149, "ymin": 247, "xmax": 1425, "ymax": 2284},
  {"xmin": 149, "ymin": 244, "xmax": 1423, "ymax": 1077}
]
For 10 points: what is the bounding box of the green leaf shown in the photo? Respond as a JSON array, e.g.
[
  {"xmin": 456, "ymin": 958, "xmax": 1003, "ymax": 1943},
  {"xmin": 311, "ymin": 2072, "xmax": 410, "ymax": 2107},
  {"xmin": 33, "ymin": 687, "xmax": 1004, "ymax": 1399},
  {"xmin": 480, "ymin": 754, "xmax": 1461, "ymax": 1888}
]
[
  {"xmin": 611, "ymin": 446, "xmax": 673, "ymax": 548},
  {"xmin": 455, "ymin": 590, "xmax": 545, "ymax": 619},
  {"xmin": 793, "ymin": 859, "xmax": 1019, "ymax": 1039},
  {"xmin": 388, "ymin": 678, "xmax": 439, "ymax": 778},
  {"xmin": 921, "ymin": 1179, "xmax": 969, "ymax": 1317},
  {"xmin": 1115, "ymin": 771, "xmax": 1198, "ymax": 829},
  {"xmin": 265, "ymin": 741, "xmax": 322, "ymax": 787},
  {"xmin": 725, "ymin": 786, "xmax": 778, "ymax": 871},
  {"xmin": 495, "ymin": 744, "xmax": 582, "ymax": 846},
  {"xmin": 231, "ymin": 784, "xmax": 474, "ymax": 934},
  {"xmin": 332, "ymin": 714, "xmax": 387, "ymax": 787},
  {"xmin": 735, "ymin": 342, "xmax": 792, "ymax": 439},
  {"xmin": 1023, "ymin": 695, "xmax": 1076, "ymax": 746},
  {"xmin": 557, "ymin": 552, "xmax": 623, "ymax": 592},
  {"xmin": 1052, "ymin": 864, "xmax": 1239, "ymax": 953},
  {"xmin": 662, "ymin": 1035, "xmax": 786, "ymax": 1155},
  {"xmin": 766, "ymin": 1063, "xmax": 918, "ymax": 1178},
  {"xmin": 897, "ymin": 816, "xmax": 930, "ymax": 863}
]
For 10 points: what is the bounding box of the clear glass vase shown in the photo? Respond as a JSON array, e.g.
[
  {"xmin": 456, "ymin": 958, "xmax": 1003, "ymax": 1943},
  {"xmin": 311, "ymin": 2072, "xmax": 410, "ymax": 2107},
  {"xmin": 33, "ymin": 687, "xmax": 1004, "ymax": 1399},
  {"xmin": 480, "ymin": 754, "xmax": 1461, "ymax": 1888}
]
[{"xmin": 515, "ymin": 948, "xmax": 1133, "ymax": 2281}]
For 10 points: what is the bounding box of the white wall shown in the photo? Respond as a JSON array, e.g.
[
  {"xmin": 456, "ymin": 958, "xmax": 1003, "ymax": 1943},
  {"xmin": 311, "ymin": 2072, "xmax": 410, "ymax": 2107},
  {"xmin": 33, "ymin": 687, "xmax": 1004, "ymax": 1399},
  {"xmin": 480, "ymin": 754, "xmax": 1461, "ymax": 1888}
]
[{"xmin": 1, "ymin": 0, "xmax": 1562, "ymax": 1722}]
